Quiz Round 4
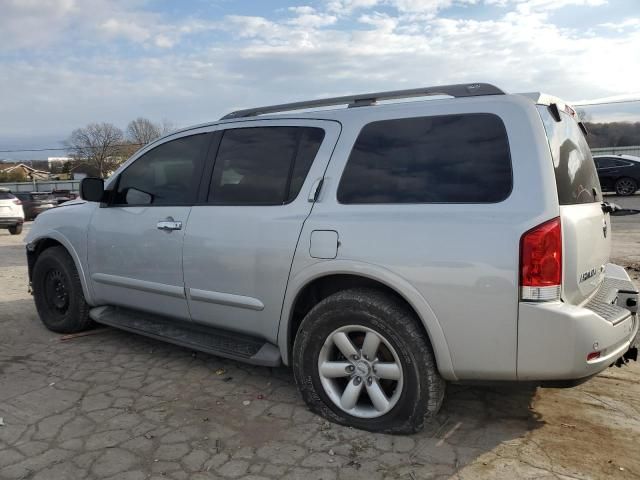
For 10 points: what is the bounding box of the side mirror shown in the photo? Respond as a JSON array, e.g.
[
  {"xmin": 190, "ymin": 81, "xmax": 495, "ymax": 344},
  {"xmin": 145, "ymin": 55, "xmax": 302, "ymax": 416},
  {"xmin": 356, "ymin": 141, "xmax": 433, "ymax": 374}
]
[{"xmin": 80, "ymin": 177, "xmax": 105, "ymax": 202}]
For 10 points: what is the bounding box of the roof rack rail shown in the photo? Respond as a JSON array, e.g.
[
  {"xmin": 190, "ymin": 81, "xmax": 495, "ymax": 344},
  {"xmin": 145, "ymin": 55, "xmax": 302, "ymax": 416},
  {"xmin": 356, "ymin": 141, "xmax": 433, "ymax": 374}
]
[{"xmin": 220, "ymin": 83, "xmax": 505, "ymax": 120}]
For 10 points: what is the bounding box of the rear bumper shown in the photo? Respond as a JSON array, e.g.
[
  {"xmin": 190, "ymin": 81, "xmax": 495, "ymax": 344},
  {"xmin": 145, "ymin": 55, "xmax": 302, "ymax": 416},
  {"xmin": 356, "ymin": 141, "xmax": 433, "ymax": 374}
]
[
  {"xmin": 0, "ymin": 217, "xmax": 24, "ymax": 226},
  {"xmin": 517, "ymin": 263, "xmax": 639, "ymax": 381}
]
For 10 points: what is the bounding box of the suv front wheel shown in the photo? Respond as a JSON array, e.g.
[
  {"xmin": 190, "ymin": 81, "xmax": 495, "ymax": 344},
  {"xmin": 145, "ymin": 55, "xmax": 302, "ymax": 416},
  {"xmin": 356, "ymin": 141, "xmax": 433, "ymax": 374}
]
[
  {"xmin": 32, "ymin": 246, "xmax": 92, "ymax": 333},
  {"xmin": 293, "ymin": 288, "xmax": 445, "ymax": 434}
]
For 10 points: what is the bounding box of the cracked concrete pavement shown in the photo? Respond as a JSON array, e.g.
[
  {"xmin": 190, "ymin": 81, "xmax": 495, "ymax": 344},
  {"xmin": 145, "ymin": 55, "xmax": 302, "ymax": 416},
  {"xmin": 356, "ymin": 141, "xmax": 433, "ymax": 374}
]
[{"xmin": 1, "ymin": 208, "xmax": 640, "ymax": 479}]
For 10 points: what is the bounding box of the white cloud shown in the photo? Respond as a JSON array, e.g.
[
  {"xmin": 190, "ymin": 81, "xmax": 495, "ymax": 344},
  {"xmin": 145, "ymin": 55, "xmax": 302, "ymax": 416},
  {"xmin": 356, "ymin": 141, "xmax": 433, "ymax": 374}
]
[
  {"xmin": 0, "ymin": 0, "xmax": 637, "ymax": 152},
  {"xmin": 101, "ymin": 18, "xmax": 151, "ymax": 43},
  {"xmin": 599, "ymin": 17, "xmax": 640, "ymax": 31},
  {"xmin": 0, "ymin": 0, "xmax": 77, "ymax": 49},
  {"xmin": 326, "ymin": 0, "xmax": 381, "ymax": 15},
  {"xmin": 0, "ymin": 0, "xmax": 214, "ymax": 52},
  {"xmin": 390, "ymin": 0, "xmax": 454, "ymax": 14},
  {"xmin": 515, "ymin": 0, "xmax": 607, "ymax": 14},
  {"xmin": 287, "ymin": 9, "xmax": 337, "ymax": 28}
]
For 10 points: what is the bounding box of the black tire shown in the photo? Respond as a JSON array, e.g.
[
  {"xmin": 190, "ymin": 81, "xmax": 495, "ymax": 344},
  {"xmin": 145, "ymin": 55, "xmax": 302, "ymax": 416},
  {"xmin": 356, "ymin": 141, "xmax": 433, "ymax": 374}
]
[
  {"xmin": 32, "ymin": 246, "xmax": 92, "ymax": 333},
  {"xmin": 8, "ymin": 224, "xmax": 23, "ymax": 235},
  {"xmin": 293, "ymin": 288, "xmax": 445, "ymax": 434},
  {"xmin": 615, "ymin": 177, "xmax": 637, "ymax": 196}
]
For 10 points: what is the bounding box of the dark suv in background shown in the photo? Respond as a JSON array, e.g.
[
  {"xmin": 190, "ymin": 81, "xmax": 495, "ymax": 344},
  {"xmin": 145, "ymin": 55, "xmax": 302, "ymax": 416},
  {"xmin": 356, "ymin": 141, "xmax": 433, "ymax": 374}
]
[
  {"xmin": 594, "ymin": 154, "xmax": 640, "ymax": 196},
  {"xmin": 14, "ymin": 192, "xmax": 57, "ymax": 220},
  {"xmin": 51, "ymin": 189, "xmax": 78, "ymax": 205}
]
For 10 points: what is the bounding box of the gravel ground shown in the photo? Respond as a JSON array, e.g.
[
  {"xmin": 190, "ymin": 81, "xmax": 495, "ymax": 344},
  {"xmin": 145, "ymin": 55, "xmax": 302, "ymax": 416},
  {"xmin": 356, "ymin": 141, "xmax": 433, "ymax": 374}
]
[{"xmin": 1, "ymin": 206, "xmax": 640, "ymax": 480}]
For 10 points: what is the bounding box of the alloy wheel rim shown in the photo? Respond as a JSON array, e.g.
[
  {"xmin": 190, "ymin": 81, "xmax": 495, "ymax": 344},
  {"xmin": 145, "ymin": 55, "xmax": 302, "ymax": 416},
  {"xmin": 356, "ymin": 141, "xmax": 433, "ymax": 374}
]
[
  {"xmin": 617, "ymin": 179, "xmax": 635, "ymax": 195},
  {"xmin": 317, "ymin": 325, "xmax": 403, "ymax": 419}
]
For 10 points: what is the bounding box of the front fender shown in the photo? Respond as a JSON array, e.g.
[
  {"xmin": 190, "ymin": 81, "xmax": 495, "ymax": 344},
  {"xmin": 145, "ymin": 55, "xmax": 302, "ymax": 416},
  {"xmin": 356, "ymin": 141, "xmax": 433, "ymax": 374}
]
[
  {"xmin": 26, "ymin": 204, "xmax": 97, "ymax": 306},
  {"xmin": 277, "ymin": 260, "xmax": 457, "ymax": 381}
]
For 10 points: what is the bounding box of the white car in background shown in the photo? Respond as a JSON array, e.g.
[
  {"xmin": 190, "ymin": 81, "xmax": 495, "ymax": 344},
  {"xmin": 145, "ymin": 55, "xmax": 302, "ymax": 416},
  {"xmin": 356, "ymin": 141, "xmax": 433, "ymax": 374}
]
[{"xmin": 0, "ymin": 189, "xmax": 25, "ymax": 235}]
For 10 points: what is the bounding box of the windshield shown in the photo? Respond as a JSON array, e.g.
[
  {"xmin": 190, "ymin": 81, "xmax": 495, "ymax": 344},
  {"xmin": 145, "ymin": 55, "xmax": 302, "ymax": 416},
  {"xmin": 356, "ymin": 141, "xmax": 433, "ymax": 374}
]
[{"xmin": 537, "ymin": 105, "xmax": 602, "ymax": 205}]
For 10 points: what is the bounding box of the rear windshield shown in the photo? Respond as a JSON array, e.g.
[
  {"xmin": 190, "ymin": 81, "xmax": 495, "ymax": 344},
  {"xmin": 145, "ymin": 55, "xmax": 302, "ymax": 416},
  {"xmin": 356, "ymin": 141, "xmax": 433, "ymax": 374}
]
[
  {"xmin": 537, "ymin": 106, "xmax": 602, "ymax": 205},
  {"xmin": 0, "ymin": 192, "xmax": 15, "ymax": 200}
]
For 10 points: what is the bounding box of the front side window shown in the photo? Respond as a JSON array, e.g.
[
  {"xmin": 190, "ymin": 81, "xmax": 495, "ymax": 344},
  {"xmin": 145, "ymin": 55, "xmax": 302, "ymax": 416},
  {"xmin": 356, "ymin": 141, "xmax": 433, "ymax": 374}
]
[
  {"xmin": 537, "ymin": 106, "xmax": 602, "ymax": 205},
  {"xmin": 208, "ymin": 127, "xmax": 324, "ymax": 205},
  {"xmin": 113, "ymin": 134, "xmax": 209, "ymax": 205},
  {"xmin": 337, "ymin": 114, "xmax": 512, "ymax": 204}
]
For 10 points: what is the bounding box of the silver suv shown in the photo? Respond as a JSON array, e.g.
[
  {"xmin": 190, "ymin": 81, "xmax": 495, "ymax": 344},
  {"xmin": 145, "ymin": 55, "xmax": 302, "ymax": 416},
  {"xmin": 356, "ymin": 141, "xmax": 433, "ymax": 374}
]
[{"xmin": 25, "ymin": 83, "xmax": 639, "ymax": 433}]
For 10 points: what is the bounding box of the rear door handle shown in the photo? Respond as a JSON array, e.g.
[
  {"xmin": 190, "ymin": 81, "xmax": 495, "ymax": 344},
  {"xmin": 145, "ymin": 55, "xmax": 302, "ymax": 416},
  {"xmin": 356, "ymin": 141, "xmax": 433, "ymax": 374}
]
[{"xmin": 157, "ymin": 217, "xmax": 182, "ymax": 231}]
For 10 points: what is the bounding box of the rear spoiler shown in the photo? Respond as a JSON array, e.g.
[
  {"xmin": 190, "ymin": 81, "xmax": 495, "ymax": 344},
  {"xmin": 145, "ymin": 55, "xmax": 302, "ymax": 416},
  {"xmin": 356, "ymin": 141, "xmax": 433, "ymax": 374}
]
[{"xmin": 519, "ymin": 92, "xmax": 588, "ymax": 134}]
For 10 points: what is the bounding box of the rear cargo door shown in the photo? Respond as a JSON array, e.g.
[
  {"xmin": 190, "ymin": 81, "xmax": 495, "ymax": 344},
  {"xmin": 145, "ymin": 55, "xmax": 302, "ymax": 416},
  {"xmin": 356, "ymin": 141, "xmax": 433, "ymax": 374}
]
[{"xmin": 537, "ymin": 106, "xmax": 610, "ymax": 305}]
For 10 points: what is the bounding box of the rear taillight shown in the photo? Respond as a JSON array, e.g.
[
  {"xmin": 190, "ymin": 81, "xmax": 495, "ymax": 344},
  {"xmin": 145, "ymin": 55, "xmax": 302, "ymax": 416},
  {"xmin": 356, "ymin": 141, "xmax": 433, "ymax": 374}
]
[
  {"xmin": 13, "ymin": 199, "xmax": 22, "ymax": 205},
  {"xmin": 520, "ymin": 217, "xmax": 562, "ymax": 301}
]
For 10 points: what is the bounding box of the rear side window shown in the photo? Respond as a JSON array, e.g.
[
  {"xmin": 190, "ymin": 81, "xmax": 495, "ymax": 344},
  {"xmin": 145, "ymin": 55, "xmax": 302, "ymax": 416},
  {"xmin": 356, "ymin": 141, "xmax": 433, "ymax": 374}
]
[
  {"xmin": 0, "ymin": 192, "xmax": 15, "ymax": 200},
  {"xmin": 614, "ymin": 159, "xmax": 633, "ymax": 167},
  {"xmin": 595, "ymin": 157, "xmax": 616, "ymax": 169},
  {"xmin": 337, "ymin": 114, "xmax": 512, "ymax": 204},
  {"xmin": 537, "ymin": 106, "xmax": 602, "ymax": 205},
  {"xmin": 208, "ymin": 127, "xmax": 324, "ymax": 205}
]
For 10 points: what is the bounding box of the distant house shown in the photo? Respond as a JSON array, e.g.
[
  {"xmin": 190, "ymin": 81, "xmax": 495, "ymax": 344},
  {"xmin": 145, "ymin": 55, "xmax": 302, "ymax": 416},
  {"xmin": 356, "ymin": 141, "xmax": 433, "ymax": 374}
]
[
  {"xmin": 70, "ymin": 163, "xmax": 99, "ymax": 180},
  {"xmin": 0, "ymin": 163, "xmax": 50, "ymax": 181},
  {"xmin": 47, "ymin": 157, "xmax": 72, "ymax": 170}
]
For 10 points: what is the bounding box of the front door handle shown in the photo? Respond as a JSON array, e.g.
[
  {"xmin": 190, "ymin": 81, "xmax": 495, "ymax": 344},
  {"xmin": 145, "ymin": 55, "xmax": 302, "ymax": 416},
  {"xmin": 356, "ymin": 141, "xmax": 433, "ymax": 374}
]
[{"xmin": 157, "ymin": 217, "xmax": 182, "ymax": 231}]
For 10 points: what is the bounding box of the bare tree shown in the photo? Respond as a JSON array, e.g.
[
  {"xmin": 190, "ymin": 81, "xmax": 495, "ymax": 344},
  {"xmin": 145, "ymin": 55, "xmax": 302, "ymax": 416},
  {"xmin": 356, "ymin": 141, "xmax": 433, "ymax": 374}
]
[
  {"xmin": 576, "ymin": 108, "xmax": 592, "ymax": 123},
  {"xmin": 65, "ymin": 123, "xmax": 125, "ymax": 178},
  {"xmin": 126, "ymin": 117, "xmax": 163, "ymax": 145},
  {"xmin": 160, "ymin": 119, "xmax": 176, "ymax": 136}
]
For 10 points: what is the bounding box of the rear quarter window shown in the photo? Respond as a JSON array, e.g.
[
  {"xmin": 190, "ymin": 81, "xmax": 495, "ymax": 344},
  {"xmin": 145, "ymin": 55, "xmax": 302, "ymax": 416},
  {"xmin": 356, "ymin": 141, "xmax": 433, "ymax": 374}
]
[
  {"xmin": 537, "ymin": 106, "xmax": 602, "ymax": 205},
  {"xmin": 0, "ymin": 192, "xmax": 15, "ymax": 200},
  {"xmin": 337, "ymin": 113, "xmax": 512, "ymax": 204}
]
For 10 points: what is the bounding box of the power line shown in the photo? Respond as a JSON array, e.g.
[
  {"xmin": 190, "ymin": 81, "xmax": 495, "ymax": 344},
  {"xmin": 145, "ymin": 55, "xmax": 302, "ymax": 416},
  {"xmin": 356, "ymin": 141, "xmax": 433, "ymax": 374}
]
[
  {"xmin": 0, "ymin": 143, "xmax": 145, "ymax": 154},
  {"xmin": 575, "ymin": 99, "xmax": 640, "ymax": 107}
]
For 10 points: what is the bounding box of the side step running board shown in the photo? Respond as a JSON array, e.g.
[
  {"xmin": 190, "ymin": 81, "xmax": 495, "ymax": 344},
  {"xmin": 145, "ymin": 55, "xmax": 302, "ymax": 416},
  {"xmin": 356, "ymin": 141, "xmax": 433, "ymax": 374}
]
[{"xmin": 89, "ymin": 306, "xmax": 281, "ymax": 367}]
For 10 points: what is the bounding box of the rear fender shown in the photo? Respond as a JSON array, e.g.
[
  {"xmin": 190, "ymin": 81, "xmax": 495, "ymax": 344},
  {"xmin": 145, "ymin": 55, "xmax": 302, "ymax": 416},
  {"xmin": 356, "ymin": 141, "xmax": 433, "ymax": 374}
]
[{"xmin": 277, "ymin": 260, "xmax": 457, "ymax": 381}]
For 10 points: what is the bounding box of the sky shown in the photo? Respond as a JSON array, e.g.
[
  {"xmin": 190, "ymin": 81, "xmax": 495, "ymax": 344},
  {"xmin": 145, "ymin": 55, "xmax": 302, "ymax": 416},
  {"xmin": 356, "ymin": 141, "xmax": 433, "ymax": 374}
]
[{"xmin": 1, "ymin": 0, "xmax": 639, "ymax": 160}]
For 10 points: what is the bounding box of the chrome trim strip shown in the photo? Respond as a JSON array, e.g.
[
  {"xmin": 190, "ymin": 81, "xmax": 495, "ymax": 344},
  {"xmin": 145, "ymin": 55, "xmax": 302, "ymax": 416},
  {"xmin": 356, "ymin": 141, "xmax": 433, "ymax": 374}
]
[
  {"xmin": 188, "ymin": 288, "xmax": 264, "ymax": 311},
  {"xmin": 91, "ymin": 273, "xmax": 186, "ymax": 298}
]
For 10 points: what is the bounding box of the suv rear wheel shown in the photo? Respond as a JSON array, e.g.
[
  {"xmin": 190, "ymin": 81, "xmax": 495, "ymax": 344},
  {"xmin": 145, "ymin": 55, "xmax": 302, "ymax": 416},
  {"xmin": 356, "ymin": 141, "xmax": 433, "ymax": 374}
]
[
  {"xmin": 293, "ymin": 288, "xmax": 445, "ymax": 433},
  {"xmin": 8, "ymin": 224, "xmax": 22, "ymax": 235},
  {"xmin": 32, "ymin": 246, "xmax": 92, "ymax": 333}
]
